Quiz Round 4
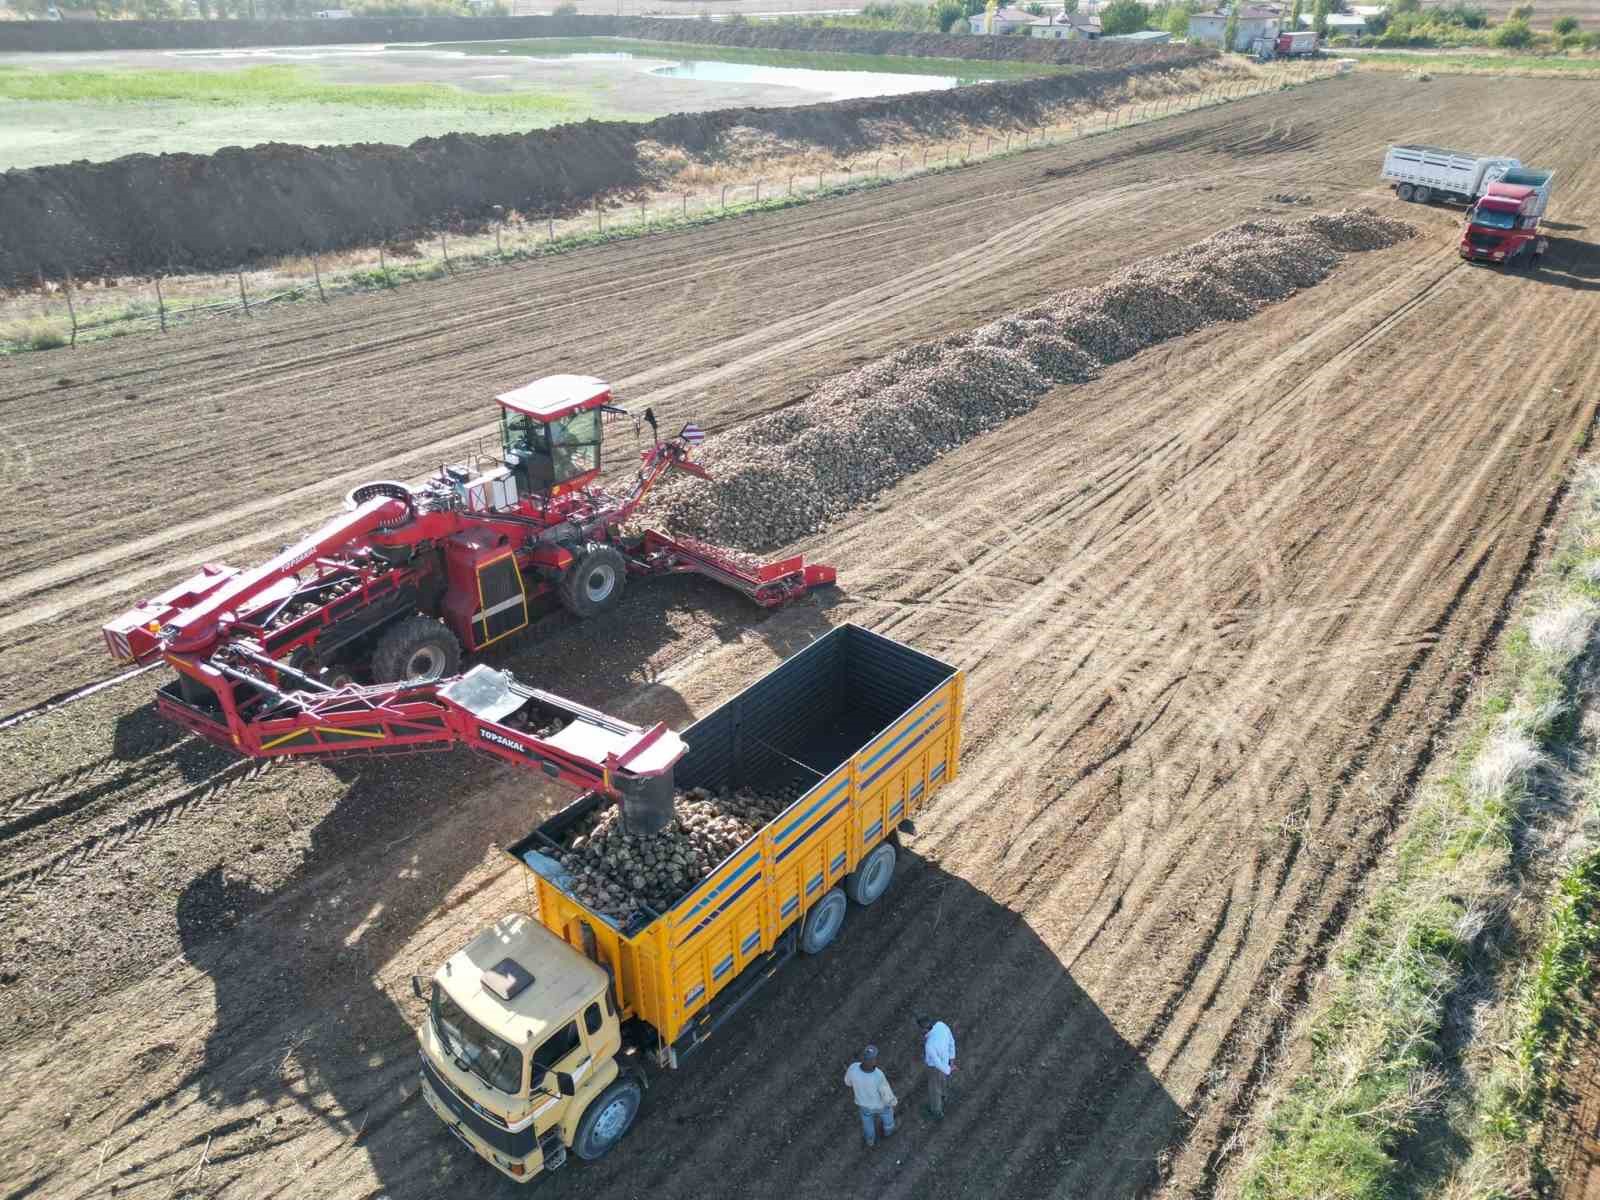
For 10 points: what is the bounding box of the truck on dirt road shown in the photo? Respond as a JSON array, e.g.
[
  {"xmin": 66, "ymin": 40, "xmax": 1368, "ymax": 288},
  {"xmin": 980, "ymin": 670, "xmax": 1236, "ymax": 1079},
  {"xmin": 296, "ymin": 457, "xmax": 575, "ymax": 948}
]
[
  {"xmin": 411, "ymin": 624, "xmax": 964, "ymax": 1183},
  {"xmin": 1382, "ymin": 144, "xmax": 1520, "ymax": 206},
  {"xmin": 1459, "ymin": 168, "xmax": 1554, "ymax": 268},
  {"xmin": 1254, "ymin": 30, "xmax": 1318, "ymax": 58}
]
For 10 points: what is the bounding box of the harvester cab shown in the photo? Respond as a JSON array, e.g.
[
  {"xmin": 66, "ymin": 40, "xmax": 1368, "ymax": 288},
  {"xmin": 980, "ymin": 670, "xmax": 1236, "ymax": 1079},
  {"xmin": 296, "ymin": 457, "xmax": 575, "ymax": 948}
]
[{"xmin": 496, "ymin": 374, "xmax": 620, "ymax": 501}]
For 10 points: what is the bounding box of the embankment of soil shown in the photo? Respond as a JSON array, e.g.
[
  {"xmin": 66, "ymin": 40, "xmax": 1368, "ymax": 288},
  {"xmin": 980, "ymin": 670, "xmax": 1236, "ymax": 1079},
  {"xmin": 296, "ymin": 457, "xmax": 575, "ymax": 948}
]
[{"xmin": 0, "ymin": 50, "xmax": 1211, "ymax": 286}]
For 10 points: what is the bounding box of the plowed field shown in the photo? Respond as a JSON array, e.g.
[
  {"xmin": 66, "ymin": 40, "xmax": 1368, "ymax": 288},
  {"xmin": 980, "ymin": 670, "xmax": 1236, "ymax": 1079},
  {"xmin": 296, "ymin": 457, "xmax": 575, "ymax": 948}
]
[{"xmin": 2, "ymin": 72, "xmax": 1600, "ymax": 1200}]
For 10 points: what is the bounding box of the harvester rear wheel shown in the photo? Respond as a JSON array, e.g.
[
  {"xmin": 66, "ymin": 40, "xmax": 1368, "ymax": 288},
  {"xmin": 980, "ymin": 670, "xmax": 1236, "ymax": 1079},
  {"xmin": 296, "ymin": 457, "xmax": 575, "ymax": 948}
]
[
  {"xmin": 559, "ymin": 544, "xmax": 627, "ymax": 619},
  {"xmin": 372, "ymin": 616, "xmax": 461, "ymax": 683}
]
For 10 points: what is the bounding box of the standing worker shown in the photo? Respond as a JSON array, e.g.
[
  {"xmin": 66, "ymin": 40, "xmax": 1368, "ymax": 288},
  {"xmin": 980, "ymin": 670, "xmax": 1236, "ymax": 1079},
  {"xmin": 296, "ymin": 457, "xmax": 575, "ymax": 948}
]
[
  {"xmin": 917, "ymin": 1015, "xmax": 956, "ymax": 1120},
  {"xmin": 844, "ymin": 1045, "xmax": 898, "ymax": 1148}
]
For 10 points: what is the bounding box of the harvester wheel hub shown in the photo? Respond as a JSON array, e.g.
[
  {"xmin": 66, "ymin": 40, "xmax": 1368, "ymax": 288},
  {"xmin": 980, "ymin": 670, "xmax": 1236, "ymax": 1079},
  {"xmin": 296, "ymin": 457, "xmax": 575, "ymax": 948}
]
[
  {"xmin": 405, "ymin": 645, "xmax": 447, "ymax": 679},
  {"xmin": 584, "ymin": 563, "xmax": 618, "ymax": 604}
]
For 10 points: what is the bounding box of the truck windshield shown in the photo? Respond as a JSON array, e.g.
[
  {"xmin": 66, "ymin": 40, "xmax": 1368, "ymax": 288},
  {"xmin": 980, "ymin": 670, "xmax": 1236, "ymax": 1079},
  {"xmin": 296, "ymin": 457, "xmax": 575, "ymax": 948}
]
[
  {"xmin": 1472, "ymin": 208, "xmax": 1517, "ymax": 230},
  {"xmin": 431, "ymin": 984, "xmax": 524, "ymax": 1095}
]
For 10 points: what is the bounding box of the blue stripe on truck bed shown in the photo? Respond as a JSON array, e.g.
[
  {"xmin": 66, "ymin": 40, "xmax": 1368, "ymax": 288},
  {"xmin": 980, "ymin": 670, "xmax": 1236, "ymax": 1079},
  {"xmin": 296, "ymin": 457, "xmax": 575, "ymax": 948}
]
[
  {"xmin": 860, "ymin": 718, "xmax": 945, "ymax": 791},
  {"xmin": 774, "ymin": 777, "xmax": 849, "ymax": 845},
  {"xmin": 677, "ymin": 871, "xmax": 764, "ymax": 946},
  {"xmin": 775, "ymin": 794, "xmax": 851, "ymax": 863},
  {"xmin": 861, "ymin": 702, "xmax": 944, "ymax": 771}
]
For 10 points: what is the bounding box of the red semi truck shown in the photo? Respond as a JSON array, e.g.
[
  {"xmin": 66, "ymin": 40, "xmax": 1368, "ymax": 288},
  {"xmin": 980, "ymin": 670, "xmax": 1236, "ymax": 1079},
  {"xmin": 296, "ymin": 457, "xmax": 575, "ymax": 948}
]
[{"xmin": 1459, "ymin": 168, "xmax": 1553, "ymax": 268}]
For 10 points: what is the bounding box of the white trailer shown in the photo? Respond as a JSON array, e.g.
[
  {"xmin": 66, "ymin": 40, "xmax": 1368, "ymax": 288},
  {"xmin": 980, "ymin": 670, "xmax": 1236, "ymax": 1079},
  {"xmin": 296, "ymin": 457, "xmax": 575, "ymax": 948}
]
[{"xmin": 1381, "ymin": 144, "xmax": 1520, "ymax": 206}]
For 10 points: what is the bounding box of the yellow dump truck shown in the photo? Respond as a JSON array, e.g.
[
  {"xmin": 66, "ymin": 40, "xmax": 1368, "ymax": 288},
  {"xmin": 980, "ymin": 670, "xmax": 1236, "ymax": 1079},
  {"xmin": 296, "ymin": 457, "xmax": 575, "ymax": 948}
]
[{"xmin": 412, "ymin": 623, "xmax": 963, "ymax": 1182}]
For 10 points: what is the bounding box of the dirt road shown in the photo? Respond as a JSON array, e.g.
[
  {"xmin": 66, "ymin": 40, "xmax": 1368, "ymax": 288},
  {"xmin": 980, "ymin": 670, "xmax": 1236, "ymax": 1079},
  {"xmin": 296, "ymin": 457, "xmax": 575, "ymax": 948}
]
[{"xmin": 2, "ymin": 73, "xmax": 1599, "ymax": 1200}]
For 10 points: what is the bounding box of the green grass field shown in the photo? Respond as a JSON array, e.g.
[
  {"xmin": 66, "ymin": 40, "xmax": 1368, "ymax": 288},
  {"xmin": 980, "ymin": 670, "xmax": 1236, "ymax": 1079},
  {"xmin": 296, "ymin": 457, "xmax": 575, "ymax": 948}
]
[
  {"xmin": 415, "ymin": 37, "xmax": 1059, "ymax": 82},
  {"xmin": 0, "ymin": 63, "xmax": 593, "ymax": 113}
]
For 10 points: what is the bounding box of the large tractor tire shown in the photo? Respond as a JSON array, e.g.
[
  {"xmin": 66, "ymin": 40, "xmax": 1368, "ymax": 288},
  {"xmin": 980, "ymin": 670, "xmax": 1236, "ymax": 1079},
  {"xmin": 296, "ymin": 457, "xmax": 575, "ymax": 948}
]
[
  {"xmin": 572, "ymin": 1079, "xmax": 642, "ymax": 1161},
  {"xmin": 371, "ymin": 616, "xmax": 461, "ymax": 683},
  {"xmin": 559, "ymin": 544, "xmax": 627, "ymax": 619}
]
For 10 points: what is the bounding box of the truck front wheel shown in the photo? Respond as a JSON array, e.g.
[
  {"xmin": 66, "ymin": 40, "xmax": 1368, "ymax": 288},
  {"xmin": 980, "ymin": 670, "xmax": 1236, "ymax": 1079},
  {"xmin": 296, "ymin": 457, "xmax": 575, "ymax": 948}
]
[
  {"xmin": 800, "ymin": 888, "xmax": 848, "ymax": 955},
  {"xmin": 572, "ymin": 1079, "xmax": 642, "ymax": 1161}
]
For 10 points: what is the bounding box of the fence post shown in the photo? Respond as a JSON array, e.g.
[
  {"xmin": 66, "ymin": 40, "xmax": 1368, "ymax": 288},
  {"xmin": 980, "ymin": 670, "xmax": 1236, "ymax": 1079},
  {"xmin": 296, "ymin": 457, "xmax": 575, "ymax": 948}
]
[
  {"xmin": 379, "ymin": 245, "xmax": 393, "ymax": 288},
  {"xmin": 966, "ymin": 140, "xmax": 973, "ymax": 160},
  {"xmin": 721, "ymin": 183, "xmax": 730, "ymax": 211},
  {"xmin": 755, "ymin": 179, "xmax": 762, "ymax": 202},
  {"xmin": 874, "ymin": 156, "xmax": 883, "ymax": 176},
  {"xmin": 683, "ymin": 193, "xmax": 689, "ymax": 217},
  {"xmin": 236, "ymin": 270, "xmax": 251, "ymax": 318},
  {"xmin": 548, "ymin": 216, "xmax": 554, "ymax": 242},
  {"xmin": 495, "ymin": 221, "xmax": 503, "ymax": 255},
  {"xmin": 923, "ymin": 145, "xmax": 930, "ymax": 167},
  {"xmin": 986, "ymin": 135, "xmax": 993, "ymax": 153},
  {"xmin": 788, "ymin": 173, "xmax": 795, "ymax": 195},
  {"xmin": 596, "ymin": 207, "xmax": 603, "ymax": 233},
  {"xmin": 311, "ymin": 251, "xmax": 326, "ymax": 302},
  {"xmin": 63, "ymin": 271, "xmax": 79, "ymax": 347},
  {"xmin": 154, "ymin": 275, "xmax": 167, "ymax": 332},
  {"xmin": 640, "ymin": 199, "xmax": 647, "ymax": 226},
  {"xmin": 1006, "ymin": 133, "xmax": 1012, "ymax": 151}
]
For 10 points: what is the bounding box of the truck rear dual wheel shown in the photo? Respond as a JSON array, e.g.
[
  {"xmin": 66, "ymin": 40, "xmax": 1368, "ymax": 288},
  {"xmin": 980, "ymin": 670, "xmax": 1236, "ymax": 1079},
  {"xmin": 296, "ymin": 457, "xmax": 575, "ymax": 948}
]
[
  {"xmin": 800, "ymin": 888, "xmax": 849, "ymax": 955},
  {"xmin": 845, "ymin": 843, "xmax": 897, "ymax": 907},
  {"xmin": 559, "ymin": 545, "xmax": 627, "ymax": 619},
  {"xmin": 1396, "ymin": 183, "xmax": 1414, "ymax": 202},
  {"xmin": 572, "ymin": 1079, "xmax": 642, "ymax": 1161}
]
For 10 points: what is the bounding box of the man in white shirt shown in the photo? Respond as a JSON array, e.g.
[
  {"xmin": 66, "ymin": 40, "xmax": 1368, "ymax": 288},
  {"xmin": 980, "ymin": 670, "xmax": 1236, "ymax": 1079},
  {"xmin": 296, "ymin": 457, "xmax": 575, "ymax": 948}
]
[
  {"xmin": 917, "ymin": 1015, "xmax": 956, "ymax": 1120},
  {"xmin": 843, "ymin": 1044, "xmax": 898, "ymax": 1147}
]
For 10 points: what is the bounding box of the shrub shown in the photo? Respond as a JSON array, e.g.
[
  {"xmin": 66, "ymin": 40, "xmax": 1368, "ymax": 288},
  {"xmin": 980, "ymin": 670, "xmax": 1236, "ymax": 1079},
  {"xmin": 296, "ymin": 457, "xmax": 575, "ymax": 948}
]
[
  {"xmin": 1165, "ymin": 4, "xmax": 1192, "ymax": 35},
  {"xmin": 1507, "ymin": 1, "xmax": 1533, "ymax": 17},
  {"xmin": 1553, "ymin": 13, "xmax": 1578, "ymax": 33},
  {"xmin": 1099, "ymin": 0, "xmax": 1148, "ymax": 33},
  {"xmin": 1025, "ymin": 1, "xmax": 1046, "ymax": 13},
  {"xmin": 1491, "ymin": 16, "xmax": 1534, "ymax": 45},
  {"xmin": 1583, "ymin": 28, "xmax": 1600, "ymax": 47},
  {"xmin": 1434, "ymin": 1, "xmax": 1486, "ymax": 26},
  {"xmin": 934, "ymin": 0, "xmax": 965, "ymax": 29},
  {"xmin": 1389, "ymin": 0, "xmax": 1420, "ymax": 12}
]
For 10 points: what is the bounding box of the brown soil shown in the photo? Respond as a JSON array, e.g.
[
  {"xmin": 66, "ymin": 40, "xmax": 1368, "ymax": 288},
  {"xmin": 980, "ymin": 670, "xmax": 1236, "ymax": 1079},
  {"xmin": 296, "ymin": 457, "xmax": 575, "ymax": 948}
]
[
  {"xmin": 1, "ymin": 72, "xmax": 1599, "ymax": 1200},
  {"xmin": 0, "ymin": 41, "xmax": 1206, "ymax": 285}
]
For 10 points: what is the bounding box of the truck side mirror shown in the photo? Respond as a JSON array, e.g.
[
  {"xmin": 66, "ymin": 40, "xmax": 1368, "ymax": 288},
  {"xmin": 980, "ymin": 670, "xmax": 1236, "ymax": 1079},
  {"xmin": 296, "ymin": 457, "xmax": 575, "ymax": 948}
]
[
  {"xmin": 411, "ymin": 975, "xmax": 426, "ymax": 1000},
  {"xmin": 555, "ymin": 1072, "xmax": 577, "ymax": 1097}
]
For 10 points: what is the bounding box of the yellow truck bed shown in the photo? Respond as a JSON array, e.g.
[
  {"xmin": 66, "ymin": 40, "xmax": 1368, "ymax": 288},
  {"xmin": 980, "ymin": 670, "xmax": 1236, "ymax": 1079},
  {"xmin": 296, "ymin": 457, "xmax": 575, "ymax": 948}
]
[{"xmin": 509, "ymin": 624, "xmax": 962, "ymax": 1060}]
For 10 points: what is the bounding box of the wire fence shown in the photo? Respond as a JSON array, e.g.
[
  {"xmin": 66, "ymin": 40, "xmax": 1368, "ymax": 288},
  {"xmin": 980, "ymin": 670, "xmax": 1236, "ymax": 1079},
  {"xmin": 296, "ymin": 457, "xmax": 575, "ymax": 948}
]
[{"xmin": 2, "ymin": 62, "xmax": 1343, "ymax": 356}]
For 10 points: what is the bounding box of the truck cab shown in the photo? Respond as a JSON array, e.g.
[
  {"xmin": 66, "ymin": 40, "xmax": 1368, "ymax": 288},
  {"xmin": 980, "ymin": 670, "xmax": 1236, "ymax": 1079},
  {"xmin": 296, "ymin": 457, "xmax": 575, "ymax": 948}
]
[
  {"xmin": 1460, "ymin": 177, "xmax": 1549, "ymax": 267},
  {"xmin": 415, "ymin": 914, "xmax": 644, "ymax": 1184}
]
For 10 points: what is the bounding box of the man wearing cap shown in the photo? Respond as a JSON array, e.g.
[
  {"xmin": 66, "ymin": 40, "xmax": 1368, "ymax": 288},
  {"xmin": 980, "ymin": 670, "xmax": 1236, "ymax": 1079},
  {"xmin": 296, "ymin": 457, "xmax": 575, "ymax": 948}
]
[
  {"xmin": 917, "ymin": 1015, "xmax": 956, "ymax": 1120},
  {"xmin": 843, "ymin": 1044, "xmax": 898, "ymax": 1147}
]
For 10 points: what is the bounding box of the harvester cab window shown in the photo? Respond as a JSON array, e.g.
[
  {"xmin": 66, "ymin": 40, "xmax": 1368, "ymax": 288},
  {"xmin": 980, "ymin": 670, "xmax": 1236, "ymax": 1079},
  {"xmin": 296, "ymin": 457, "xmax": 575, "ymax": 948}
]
[
  {"xmin": 503, "ymin": 408, "xmax": 602, "ymax": 494},
  {"xmin": 547, "ymin": 410, "xmax": 601, "ymax": 483}
]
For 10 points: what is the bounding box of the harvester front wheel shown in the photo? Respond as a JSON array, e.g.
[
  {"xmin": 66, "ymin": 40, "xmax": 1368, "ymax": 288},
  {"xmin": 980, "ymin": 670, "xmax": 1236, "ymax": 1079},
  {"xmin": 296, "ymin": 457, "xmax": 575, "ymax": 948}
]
[
  {"xmin": 572, "ymin": 1079, "xmax": 642, "ymax": 1161},
  {"xmin": 372, "ymin": 616, "xmax": 461, "ymax": 683},
  {"xmin": 559, "ymin": 545, "xmax": 627, "ymax": 619}
]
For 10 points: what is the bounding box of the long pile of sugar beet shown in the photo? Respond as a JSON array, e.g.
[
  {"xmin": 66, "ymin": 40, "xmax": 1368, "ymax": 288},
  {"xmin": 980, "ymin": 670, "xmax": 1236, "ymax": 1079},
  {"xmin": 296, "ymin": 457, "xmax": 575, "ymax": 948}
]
[{"xmin": 645, "ymin": 210, "xmax": 1416, "ymax": 548}]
